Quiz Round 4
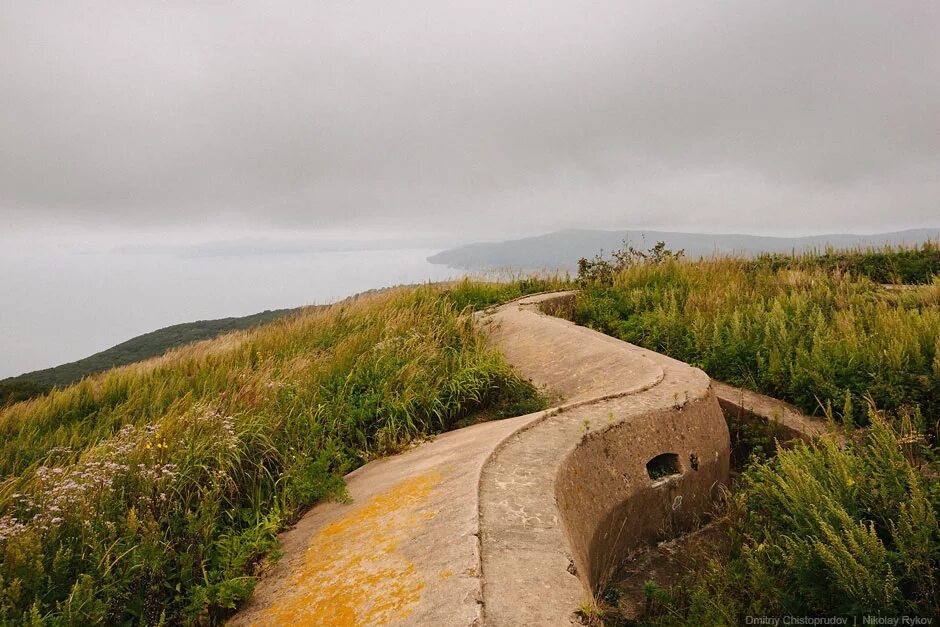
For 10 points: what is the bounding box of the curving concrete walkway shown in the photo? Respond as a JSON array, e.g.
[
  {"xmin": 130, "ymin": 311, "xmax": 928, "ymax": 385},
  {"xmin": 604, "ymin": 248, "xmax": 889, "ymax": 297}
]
[{"xmin": 229, "ymin": 292, "xmax": 730, "ymax": 626}]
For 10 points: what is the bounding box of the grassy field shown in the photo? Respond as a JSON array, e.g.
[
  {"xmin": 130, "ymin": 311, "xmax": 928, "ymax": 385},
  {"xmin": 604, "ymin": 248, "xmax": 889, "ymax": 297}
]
[
  {"xmin": 751, "ymin": 241, "xmax": 940, "ymax": 285},
  {"xmin": 2, "ymin": 248, "xmax": 937, "ymax": 624},
  {"xmin": 573, "ymin": 255, "xmax": 940, "ymax": 435},
  {"xmin": 639, "ymin": 410, "xmax": 938, "ymax": 623},
  {"xmin": 0, "ymin": 287, "xmax": 543, "ymax": 625}
]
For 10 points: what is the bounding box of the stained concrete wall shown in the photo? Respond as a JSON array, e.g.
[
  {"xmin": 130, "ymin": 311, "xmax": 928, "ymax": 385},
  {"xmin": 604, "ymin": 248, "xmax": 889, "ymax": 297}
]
[
  {"xmin": 480, "ymin": 292, "xmax": 730, "ymax": 623},
  {"xmin": 712, "ymin": 380, "xmax": 830, "ymax": 443},
  {"xmin": 555, "ymin": 391, "xmax": 729, "ymax": 592}
]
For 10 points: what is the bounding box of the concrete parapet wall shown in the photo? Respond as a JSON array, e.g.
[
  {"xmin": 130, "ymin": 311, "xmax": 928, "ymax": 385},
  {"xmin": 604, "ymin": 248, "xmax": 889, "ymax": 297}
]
[
  {"xmin": 479, "ymin": 293, "xmax": 729, "ymax": 624},
  {"xmin": 712, "ymin": 380, "xmax": 830, "ymax": 443},
  {"xmin": 555, "ymin": 391, "xmax": 728, "ymax": 592}
]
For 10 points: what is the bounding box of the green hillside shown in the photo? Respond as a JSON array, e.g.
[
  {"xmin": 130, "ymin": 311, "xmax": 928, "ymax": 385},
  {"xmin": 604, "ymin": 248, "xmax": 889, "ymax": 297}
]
[{"xmin": 0, "ymin": 309, "xmax": 301, "ymax": 406}]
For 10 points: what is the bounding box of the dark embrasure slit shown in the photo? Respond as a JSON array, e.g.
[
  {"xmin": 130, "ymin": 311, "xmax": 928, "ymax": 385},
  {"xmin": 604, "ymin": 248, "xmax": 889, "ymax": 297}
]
[{"xmin": 646, "ymin": 453, "xmax": 681, "ymax": 481}]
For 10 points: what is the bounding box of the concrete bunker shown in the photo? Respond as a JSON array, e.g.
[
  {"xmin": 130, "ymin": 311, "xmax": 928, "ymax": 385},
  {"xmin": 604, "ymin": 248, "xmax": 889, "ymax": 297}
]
[
  {"xmin": 553, "ymin": 392, "xmax": 729, "ymax": 595},
  {"xmin": 235, "ymin": 290, "xmax": 736, "ymax": 626},
  {"xmin": 479, "ymin": 291, "xmax": 731, "ymax": 623},
  {"xmin": 506, "ymin": 291, "xmax": 732, "ymax": 599}
]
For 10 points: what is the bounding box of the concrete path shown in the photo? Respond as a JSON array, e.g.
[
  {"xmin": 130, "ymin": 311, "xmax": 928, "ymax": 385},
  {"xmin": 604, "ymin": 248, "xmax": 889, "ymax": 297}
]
[{"xmin": 229, "ymin": 292, "xmax": 729, "ymax": 626}]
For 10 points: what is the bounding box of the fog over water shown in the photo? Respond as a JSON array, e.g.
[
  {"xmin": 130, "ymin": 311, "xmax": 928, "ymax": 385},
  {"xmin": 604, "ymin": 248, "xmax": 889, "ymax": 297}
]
[
  {"xmin": 2, "ymin": 1, "xmax": 938, "ymax": 378},
  {"xmin": 0, "ymin": 232, "xmax": 457, "ymax": 378}
]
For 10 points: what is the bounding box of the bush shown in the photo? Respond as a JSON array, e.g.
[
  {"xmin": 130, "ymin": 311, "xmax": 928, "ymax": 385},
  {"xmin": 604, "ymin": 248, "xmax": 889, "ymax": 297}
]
[
  {"xmin": 577, "ymin": 241, "xmax": 685, "ymax": 285},
  {"xmin": 647, "ymin": 408, "xmax": 939, "ymax": 623}
]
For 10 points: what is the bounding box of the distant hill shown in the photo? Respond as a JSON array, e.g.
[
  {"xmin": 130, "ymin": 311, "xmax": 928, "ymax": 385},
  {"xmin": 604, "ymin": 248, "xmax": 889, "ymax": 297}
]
[
  {"xmin": 0, "ymin": 284, "xmax": 418, "ymax": 407},
  {"xmin": 0, "ymin": 308, "xmax": 300, "ymax": 405},
  {"xmin": 427, "ymin": 228, "xmax": 940, "ymax": 272}
]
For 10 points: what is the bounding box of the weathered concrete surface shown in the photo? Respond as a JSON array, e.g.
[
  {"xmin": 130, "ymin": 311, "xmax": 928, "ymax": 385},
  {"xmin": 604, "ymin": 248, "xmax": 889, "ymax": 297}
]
[
  {"xmin": 229, "ymin": 292, "xmax": 730, "ymax": 626},
  {"xmin": 480, "ymin": 292, "xmax": 664, "ymax": 404},
  {"xmin": 229, "ymin": 415, "xmax": 533, "ymax": 627},
  {"xmin": 479, "ymin": 295, "xmax": 728, "ymax": 625},
  {"xmin": 712, "ymin": 381, "xmax": 829, "ymax": 441}
]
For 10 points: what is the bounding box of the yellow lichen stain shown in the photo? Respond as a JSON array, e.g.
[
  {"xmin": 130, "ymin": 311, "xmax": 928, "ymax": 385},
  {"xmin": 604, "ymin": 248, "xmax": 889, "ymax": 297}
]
[
  {"xmin": 259, "ymin": 471, "xmax": 444, "ymax": 626},
  {"xmin": 439, "ymin": 570, "xmax": 453, "ymax": 579}
]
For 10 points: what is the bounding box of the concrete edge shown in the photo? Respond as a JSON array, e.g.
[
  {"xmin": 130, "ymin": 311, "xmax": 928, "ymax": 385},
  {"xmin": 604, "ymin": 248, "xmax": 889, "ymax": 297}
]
[
  {"xmin": 476, "ymin": 292, "xmax": 730, "ymax": 624},
  {"xmin": 711, "ymin": 380, "xmax": 835, "ymax": 442}
]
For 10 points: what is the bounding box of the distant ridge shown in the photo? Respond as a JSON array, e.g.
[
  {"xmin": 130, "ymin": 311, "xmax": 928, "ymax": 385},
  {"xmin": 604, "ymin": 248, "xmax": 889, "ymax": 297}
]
[
  {"xmin": 427, "ymin": 228, "xmax": 940, "ymax": 272},
  {"xmin": 0, "ymin": 308, "xmax": 300, "ymax": 405},
  {"xmin": 0, "ymin": 284, "xmax": 411, "ymax": 406}
]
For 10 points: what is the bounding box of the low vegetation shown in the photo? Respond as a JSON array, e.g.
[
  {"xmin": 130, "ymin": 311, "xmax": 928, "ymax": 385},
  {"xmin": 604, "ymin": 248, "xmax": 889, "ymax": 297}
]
[
  {"xmin": 0, "ymin": 287, "xmax": 542, "ymax": 625},
  {"xmin": 0, "ymin": 381, "xmax": 51, "ymax": 409},
  {"xmin": 3, "ymin": 244, "xmax": 937, "ymax": 624},
  {"xmin": 573, "ymin": 245, "xmax": 940, "ymax": 438},
  {"xmin": 432, "ymin": 248, "xmax": 940, "ymax": 622},
  {"xmin": 642, "ymin": 408, "xmax": 939, "ymax": 623},
  {"xmin": 571, "ymin": 242, "xmax": 939, "ymax": 622},
  {"xmin": 440, "ymin": 275, "xmax": 568, "ymax": 312},
  {"xmin": 751, "ymin": 241, "xmax": 940, "ymax": 285}
]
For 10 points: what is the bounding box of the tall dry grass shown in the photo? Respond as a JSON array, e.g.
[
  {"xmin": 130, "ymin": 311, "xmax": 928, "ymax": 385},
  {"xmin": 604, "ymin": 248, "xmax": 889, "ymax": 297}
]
[
  {"xmin": 569, "ymin": 246, "xmax": 939, "ymax": 621},
  {"xmin": 0, "ymin": 286, "xmax": 539, "ymax": 625},
  {"xmin": 574, "ymin": 258, "xmax": 940, "ymax": 434}
]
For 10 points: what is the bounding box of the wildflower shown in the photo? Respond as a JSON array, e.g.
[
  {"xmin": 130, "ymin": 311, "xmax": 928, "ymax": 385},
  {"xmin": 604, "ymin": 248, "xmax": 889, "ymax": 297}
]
[{"xmin": 0, "ymin": 515, "xmax": 27, "ymax": 543}]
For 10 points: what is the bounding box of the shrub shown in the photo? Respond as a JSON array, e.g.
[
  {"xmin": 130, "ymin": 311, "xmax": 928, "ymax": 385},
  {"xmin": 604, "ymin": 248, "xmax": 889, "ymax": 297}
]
[
  {"xmin": 577, "ymin": 241, "xmax": 685, "ymax": 285},
  {"xmin": 645, "ymin": 408, "xmax": 939, "ymax": 623}
]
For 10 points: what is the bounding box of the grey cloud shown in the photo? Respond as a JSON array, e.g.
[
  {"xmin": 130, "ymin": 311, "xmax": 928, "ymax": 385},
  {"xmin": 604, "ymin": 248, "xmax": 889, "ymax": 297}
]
[{"xmin": 1, "ymin": 1, "xmax": 938, "ymax": 236}]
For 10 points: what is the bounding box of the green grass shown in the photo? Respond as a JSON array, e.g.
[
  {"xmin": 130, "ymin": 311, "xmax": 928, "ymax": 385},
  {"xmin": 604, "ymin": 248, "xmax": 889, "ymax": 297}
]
[
  {"xmin": 566, "ymin": 243, "xmax": 939, "ymax": 622},
  {"xmin": 572, "ymin": 257, "xmax": 940, "ymax": 435},
  {"xmin": 5, "ymin": 247, "xmax": 937, "ymax": 624},
  {"xmin": 439, "ymin": 275, "xmax": 569, "ymax": 312},
  {"xmin": 750, "ymin": 241, "xmax": 940, "ymax": 285},
  {"xmin": 643, "ymin": 409, "xmax": 939, "ymax": 623},
  {"xmin": 0, "ymin": 286, "xmax": 543, "ymax": 625},
  {"xmin": 443, "ymin": 251, "xmax": 939, "ymax": 621}
]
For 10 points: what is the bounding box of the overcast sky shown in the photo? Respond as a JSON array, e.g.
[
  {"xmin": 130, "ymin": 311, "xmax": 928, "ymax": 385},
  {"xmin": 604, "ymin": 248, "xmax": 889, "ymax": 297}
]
[{"xmin": 2, "ymin": 1, "xmax": 939, "ymax": 240}]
